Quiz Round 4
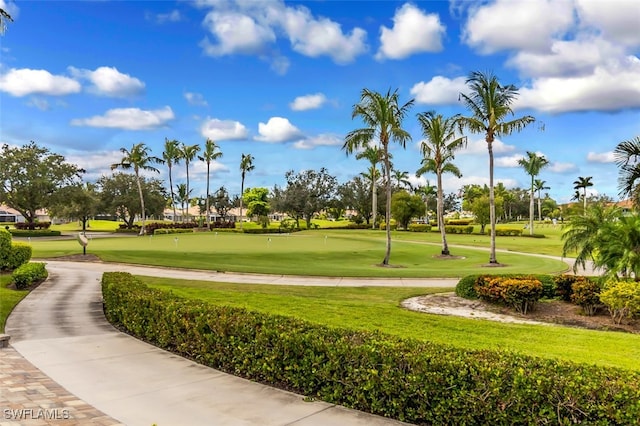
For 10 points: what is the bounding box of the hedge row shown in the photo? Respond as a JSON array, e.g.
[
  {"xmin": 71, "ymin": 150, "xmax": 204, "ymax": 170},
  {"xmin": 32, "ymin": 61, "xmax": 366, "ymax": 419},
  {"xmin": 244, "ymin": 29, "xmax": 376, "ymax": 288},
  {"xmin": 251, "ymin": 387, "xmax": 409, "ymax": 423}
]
[
  {"xmin": 13, "ymin": 221, "xmax": 52, "ymax": 230},
  {"xmin": 445, "ymin": 225, "xmax": 474, "ymax": 234},
  {"xmin": 474, "ymin": 276, "xmax": 543, "ymax": 314},
  {"xmin": 407, "ymin": 224, "xmax": 432, "ymax": 232},
  {"xmin": 494, "ymin": 228, "xmax": 523, "ymax": 236},
  {"xmin": 12, "ymin": 262, "xmax": 48, "ymax": 290},
  {"xmin": 102, "ymin": 272, "xmax": 640, "ymax": 425},
  {"xmin": 456, "ymin": 274, "xmax": 556, "ymax": 300},
  {"xmin": 0, "ymin": 229, "xmax": 33, "ymax": 271}
]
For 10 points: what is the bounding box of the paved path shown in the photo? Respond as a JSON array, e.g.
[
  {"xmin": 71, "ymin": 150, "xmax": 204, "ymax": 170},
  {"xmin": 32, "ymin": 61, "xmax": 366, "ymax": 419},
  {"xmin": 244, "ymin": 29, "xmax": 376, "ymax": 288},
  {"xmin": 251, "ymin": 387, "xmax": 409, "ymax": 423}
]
[{"xmin": 6, "ymin": 261, "xmax": 421, "ymax": 426}]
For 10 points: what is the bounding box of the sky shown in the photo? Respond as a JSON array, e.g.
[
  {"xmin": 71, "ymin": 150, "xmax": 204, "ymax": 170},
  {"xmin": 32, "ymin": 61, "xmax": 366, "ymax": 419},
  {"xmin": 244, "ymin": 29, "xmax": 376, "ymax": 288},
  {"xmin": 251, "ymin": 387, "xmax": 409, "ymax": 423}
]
[{"xmin": 1, "ymin": 0, "xmax": 639, "ymax": 204}]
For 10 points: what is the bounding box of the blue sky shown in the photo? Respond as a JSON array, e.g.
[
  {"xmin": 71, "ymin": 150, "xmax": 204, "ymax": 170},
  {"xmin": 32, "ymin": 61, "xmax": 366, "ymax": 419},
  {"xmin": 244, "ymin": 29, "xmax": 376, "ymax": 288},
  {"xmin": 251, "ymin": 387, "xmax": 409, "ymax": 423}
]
[{"xmin": 1, "ymin": 0, "xmax": 639, "ymax": 203}]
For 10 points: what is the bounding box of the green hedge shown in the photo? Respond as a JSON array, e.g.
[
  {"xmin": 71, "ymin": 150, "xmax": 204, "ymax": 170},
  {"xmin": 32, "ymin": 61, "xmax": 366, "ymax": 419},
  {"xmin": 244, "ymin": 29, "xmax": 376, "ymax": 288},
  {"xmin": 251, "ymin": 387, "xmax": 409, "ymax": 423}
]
[
  {"xmin": 0, "ymin": 229, "xmax": 33, "ymax": 271},
  {"xmin": 12, "ymin": 262, "xmax": 48, "ymax": 290},
  {"xmin": 8, "ymin": 229, "xmax": 62, "ymax": 237},
  {"xmin": 102, "ymin": 272, "xmax": 640, "ymax": 425},
  {"xmin": 494, "ymin": 228, "xmax": 523, "ymax": 237},
  {"xmin": 444, "ymin": 225, "xmax": 473, "ymax": 234},
  {"xmin": 407, "ymin": 224, "xmax": 432, "ymax": 232},
  {"xmin": 457, "ymin": 274, "xmax": 556, "ymax": 300}
]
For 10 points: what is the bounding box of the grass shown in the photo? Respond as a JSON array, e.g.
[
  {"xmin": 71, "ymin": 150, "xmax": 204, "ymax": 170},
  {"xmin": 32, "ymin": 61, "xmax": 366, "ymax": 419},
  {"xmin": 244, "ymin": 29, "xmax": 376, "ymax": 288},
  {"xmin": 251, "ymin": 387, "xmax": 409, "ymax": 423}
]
[
  {"xmin": 0, "ymin": 273, "xmax": 28, "ymax": 332},
  {"xmin": 28, "ymin": 231, "xmax": 569, "ymax": 277},
  {"xmin": 141, "ymin": 276, "xmax": 640, "ymax": 371}
]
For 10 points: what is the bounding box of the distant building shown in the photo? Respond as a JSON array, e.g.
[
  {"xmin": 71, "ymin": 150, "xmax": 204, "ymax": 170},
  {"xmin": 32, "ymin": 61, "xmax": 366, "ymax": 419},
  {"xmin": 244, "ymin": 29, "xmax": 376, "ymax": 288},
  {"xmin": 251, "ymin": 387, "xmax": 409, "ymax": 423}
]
[{"xmin": 0, "ymin": 205, "xmax": 24, "ymax": 223}]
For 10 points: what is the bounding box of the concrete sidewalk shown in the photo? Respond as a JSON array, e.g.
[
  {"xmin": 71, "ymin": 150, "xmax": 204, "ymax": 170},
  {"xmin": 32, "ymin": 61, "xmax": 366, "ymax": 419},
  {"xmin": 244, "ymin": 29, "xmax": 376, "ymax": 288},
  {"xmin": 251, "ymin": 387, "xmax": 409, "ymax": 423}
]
[{"xmin": 6, "ymin": 261, "xmax": 419, "ymax": 426}]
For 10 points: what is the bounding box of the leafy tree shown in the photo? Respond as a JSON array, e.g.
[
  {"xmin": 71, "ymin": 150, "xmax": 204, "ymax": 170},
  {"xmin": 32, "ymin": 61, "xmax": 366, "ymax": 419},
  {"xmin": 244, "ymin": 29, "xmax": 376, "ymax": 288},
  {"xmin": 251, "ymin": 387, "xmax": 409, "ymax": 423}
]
[
  {"xmin": 179, "ymin": 143, "xmax": 200, "ymax": 222},
  {"xmin": 614, "ymin": 136, "xmax": 640, "ymax": 209},
  {"xmin": 534, "ymin": 179, "xmax": 550, "ymax": 221},
  {"xmin": 518, "ymin": 151, "xmax": 549, "ymax": 235},
  {"xmin": 442, "ymin": 192, "xmax": 460, "ymax": 214},
  {"xmin": 0, "ymin": 142, "xmax": 84, "ymax": 227},
  {"xmin": 48, "ymin": 183, "xmax": 100, "ymax": 236},
  {"xmin": 239, "ymin": 153, "xmax": 255, "ymax": 229},
  {"xmin": 356, "ymin": 146, "xmax": 382, "ymax": 228},
  {"xmin": 198, "ymin": 138, "xmax": 223, "ymax": 227},
  {"xmin": 98, "ymin": 173, "xmax": 166, "ymax": 229},
  {"xmin": 413, "ymin": 181, "xmax": 437, "ymax": 222},
  {"xmin": 175, "ymin": 183, "xmax": 191, "ymax": 221},
  {"xmin": 597, "ymin": 214, "xmax": 640, "ymax": 280},
  {"xmin": 573, "ymin": 176, "xmax": 593, "ymax": 214},
  {"xmin": 111, "ymin": 142, "xmax": 163, "ymax": 235},
  {"xmin": 471, "ymin": 194, "xmax": 504, "ymax": 234},
  {"xmin": 458, "ymin": 71, "xmax": 535, "ymax": 264},
  {"xmin": 212, "ymin": 186, "xmax": 233, "ymax": 220},
  {"xmin": 343, "ymin": 88, "xmax": 414, "ymax": 265},
  {"xmin": 416, "ymin": 111, "xmax": 466, "ymax": 255},
  {"xmin": 391, "ymin": 191, "xmax": 425, "ymax": 230},
  {"xmin": 162, "ymin": 138, "xmax": 181, "ymax": 223},
  {"xmin": 242, "ymin": 187, "xmax": 270, "ymax": 220},
  {"xmin": 391, "ymin": 169, "xmax": 411, "ymax": 191},
  {"xmin": 338, "ymin": 176, "xmax": 372, "ymax": 224}
]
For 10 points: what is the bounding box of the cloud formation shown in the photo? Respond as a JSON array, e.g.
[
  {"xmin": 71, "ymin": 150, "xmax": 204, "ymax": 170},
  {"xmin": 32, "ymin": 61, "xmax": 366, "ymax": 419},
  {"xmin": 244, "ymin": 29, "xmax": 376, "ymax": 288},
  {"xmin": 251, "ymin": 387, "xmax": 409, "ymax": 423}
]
[
  {"xmin": 200, "ymin": 118, "xmax": 249, "ymax": 141},
  {"xmin": 69, "ymin": 66, "xmax": 145, "ymax": 97},
  {"xmin": 0, "ymin": 68, "xmax": 81, "ymax": 96},
  {"xmin": 587, "ymin": 151, "xmax": 616, "ymax": 164},
  {"xmin": 255, "ymin": 117, "xmax": 303, "ymax": 143},
  {"xmin": 184, "ymin": 92, "xmax": 208, "ymax": 106},
  {"xmin": 290, "ymin": 93, "xmax": 327, "ymax": 111},
  {"xmin": 410, "ymin": 76, "xmax": 467, "ymax": 105},
  {"xmin": 293, "ymin": 133, "xmax": 342, "ymax": 150},
  {"xmin": 70, "ymin": 106, "xmax": 174, "ymax": 130}
]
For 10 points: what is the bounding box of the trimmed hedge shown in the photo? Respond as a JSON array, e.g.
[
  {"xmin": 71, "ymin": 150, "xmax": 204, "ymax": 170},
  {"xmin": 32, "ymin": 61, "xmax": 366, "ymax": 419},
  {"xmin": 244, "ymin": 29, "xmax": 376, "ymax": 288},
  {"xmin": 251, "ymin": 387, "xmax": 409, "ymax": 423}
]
[
  {"xmin": 102, "ymin": 272, "xmax": 640, "ymax": 425},
  {"xmin": 444, "ymin": 225, "xmax": 473, "ymax": 234},
  {"xmin": 14, "ymin": 221, "xmax": 51, "ymax": 230},
  {"xmin": 457, "ymin": 274, "xmax": 556, "ymax": 300},
  {"xmin": 12, "ymin": 262, "xmax": 48, "ymax": 289},
  {"xmin": 8, "ymin": 229, "xmax": 61, "ymax": 237},
  {"xmin": 494, "ymin": 228, "xmax": 523, "ymax": 237},
  {"xmin": 0, "ymin": 229, "xmax": 33, "ymax": 271},
  {"xmin": 407, "ymin": 224, "xmax": 432, "ymax": 232},
  {"xmin": 475, "ymin": 276, "xmax": 542, "ymax": 314}
]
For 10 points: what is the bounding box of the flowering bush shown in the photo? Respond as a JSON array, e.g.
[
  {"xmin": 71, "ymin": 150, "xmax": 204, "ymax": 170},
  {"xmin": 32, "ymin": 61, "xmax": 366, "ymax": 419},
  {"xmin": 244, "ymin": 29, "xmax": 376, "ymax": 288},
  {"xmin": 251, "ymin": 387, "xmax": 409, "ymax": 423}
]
[
  {"xmin": 599, "ymin": 279, "xmax": 640, "ymax": 324},
  {"xmin": 474, "ymin": 276, "xmax": 543, "ymax": 314}
]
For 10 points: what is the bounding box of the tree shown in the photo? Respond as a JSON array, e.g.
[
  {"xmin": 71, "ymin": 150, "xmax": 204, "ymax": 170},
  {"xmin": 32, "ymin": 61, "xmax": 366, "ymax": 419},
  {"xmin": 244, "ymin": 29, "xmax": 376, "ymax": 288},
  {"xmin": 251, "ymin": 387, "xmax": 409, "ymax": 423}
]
[
  {"xmin": 175, "ymin": 183, "xmax": 191, "ymax": 221},
  {"xmin": 416, "ymin": 111, "xmax": 466, "ymax": 255},
  {"xmin": 391, "ymin": 169, "xmax": 411, "ymax": 191},
  {"xmin": 534, "ymin": 179, "xmax": 550, "ymax": 221},
  {"xmin": 458, "ymin": 71, "xmax": 535, "ymax": 264},
  {"xmin": 518, "ymin": 151, "xmax": 549, "ymax": 235},
  {"xmin": 391, "ymin": 191, "xmax": 425, "ymax": 230},
  {"xmin": 614, "ymin": 136, "xmax": 640, "ymax": 209},
  {"xmin": 48, "ymin": 182, "xmax": 100, "ymax": 243},
  {"xmin": 242, "ymin": 187, "xmax": 270, "ymax": 224},
  {"xmin": 343, "ymin": 88, "xmax": 414, "ymax": 265},
  {"xmin": 0, "ymin": 142, "xmax": 84, "ymax": 227},
  {"xmin": 110, "ymin": 143, "xmax": 163, "ymax": 235},
  {"xmin": 337, "ymin": 176, "xmax": 372, "ymax": 224},
  {"xmin": 98, "ymin": 173, "xmax": 167, "ymax": 229},
  {"xmin": 179, "ymin": 143, "xmax": 201, "ymax": 222},
  {"xmin": 198, "ymin": 138, "xmax": 223, "ymax": 228},
  {"xmin": 239, "ymin": 153, "xmax": 255, "ymax": 229},
  {"xmin": 597, "ymin": 213, "xmax": 640, "ymax": 280},
  {"xmin": 471, "ymin": 194, "xmax": 504, "ymax": 234},
  {"xmin": 162, "ymin": 138, "xmax": 181, "ymax": 223},
  {"xmin": 413, "ymin": 182, "xmax": 437, "ymax": 223},
  {"xmin": 0, "ymin": 7, "xmax": 13, "ymax": 35},
  {"xmin": 356, "ymin": 146, "xmax": 382, "ymax": 228},
  {"xmin": 212, "ymin": 186, "xmax": 233, "ymax": 220},
  {"xmin": 573, "ymin": 176, "xmax": 593, "ymax": 215}
]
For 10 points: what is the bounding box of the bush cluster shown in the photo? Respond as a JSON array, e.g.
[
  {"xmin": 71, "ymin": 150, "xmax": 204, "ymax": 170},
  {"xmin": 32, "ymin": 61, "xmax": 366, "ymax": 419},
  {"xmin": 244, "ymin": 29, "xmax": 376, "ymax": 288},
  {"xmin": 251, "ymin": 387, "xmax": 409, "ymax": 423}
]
[
  {"xmin": 494, "ymin": 228, "xmax": 523, "ymax": 237},
  {"xmin": 0, "ymin": 228, "xmax": 33, "ymax": 271},
  {"xmin": 13, "ymin": 221, "xmax": 51, "ymax": 230},
  {"xmin": 446, "ymin": 219, "xmax": 474, "ymax": 225},
  {"xmin": 570, "ymin": 279, "xmax": 602, "ymax": 316},
  {"xmin": 145, "ymin": 222, "xmax": 198, "ymax": 234},
  {"xmin": 8, "ymin": 229, "xmax": 61, "ymax": 237},
  {"xmin": 474, "ymin": 276, "xmax": 543, "ymax": 314},
  {"xmin": 243, "ymin": 228, "xmax": 293, "ymax": 234},
  {"xmin": 600, "ymin": 278, "xmax": 640, "ymax": 324},
  {"xmin": 407, "ymin": 223, "xmax": 432, "ymax": 232},
  {"xmin": 209, "ymin": 221, "xmax": 236, "ymax": 229},
  {"xmin": 444, "ymin": 225, "xmax": 474, "ymax": 234},
  {"xmin": 102, "ymin": 272, "xmax": 640, "ymax": 425},
  {"xmin": 12, "ymin": 262, "xmax": 47, "ymax": 289},
  {"xmin": 378, "ymin": 223, "xmax": 398, "ymax": 231}
]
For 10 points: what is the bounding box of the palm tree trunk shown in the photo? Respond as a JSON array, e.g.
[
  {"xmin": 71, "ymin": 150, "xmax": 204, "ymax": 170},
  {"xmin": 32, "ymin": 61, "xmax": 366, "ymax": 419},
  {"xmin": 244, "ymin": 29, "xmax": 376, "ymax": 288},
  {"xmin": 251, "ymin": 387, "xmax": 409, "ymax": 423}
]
[
  {"xmin": 169, "ymin": 165, "xmax": 177, "ymax": 223},
  {"xmin": 239, "ymin": 177, "xmax": 245, "ymax": 230},
  {"xmin": 437, "ymin": 173, "xmax": 449, "ymax": 255},
  {"xmin": 488, "ymin": 140, "xmax": 498, "ymax": 264},
  {"xmin": 382, "ymin": 151, "xmax": 392, "ymax": 265},
  {"xmin": 583, "ymin": 188, "xmax": 587, "ymax": 214},
  {"xmin": 372, "ymin": 177, "xmax": 377, "ymax": 229},
  {"xmin": 205, "ymin": 162, "xmax": 211, "ymax": 228},
  {"xmin": 135, "ymin": 170, "xmax": 146, "ymax": 236},
  {"xmin": 529, "ymin": 177, "xmax": 534, "ymax": 236},
  {"xmin": 185, "ymin": 162, "xmax": 190, "ymax": 223},
  {"xmin": 537, "ymin": 193, "xmax": 542, "ymax": 222}
]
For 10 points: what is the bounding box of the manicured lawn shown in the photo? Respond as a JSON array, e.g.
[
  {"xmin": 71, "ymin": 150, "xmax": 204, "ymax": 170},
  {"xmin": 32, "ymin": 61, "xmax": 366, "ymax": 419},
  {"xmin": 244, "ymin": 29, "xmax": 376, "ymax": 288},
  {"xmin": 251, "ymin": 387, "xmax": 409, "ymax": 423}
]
[
  {"xmin": 141, "ymin": 276, "xmax": 640, "ymax": 371},
  {"xmin": 0, "ymin": 273, "xmax": 28, "ymax": 332},
  {"xmin": 28, "ymin": 231, "xmax": 568, "ymax": 277}
]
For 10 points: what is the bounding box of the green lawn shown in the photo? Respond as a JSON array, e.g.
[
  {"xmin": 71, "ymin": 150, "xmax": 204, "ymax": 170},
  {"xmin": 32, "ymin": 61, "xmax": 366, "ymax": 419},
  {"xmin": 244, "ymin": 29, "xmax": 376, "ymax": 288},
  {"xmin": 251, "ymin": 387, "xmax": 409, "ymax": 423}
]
[
  {"xmin": 0, "ymin": 273, "xmax": 28, "ymax": 332},
  {"xmin": 28, "ymin": 231, "xmax": 569, "ymax": 277},
  {"xmin": 141, "ymin": 276, "xmax": 640, "ymax": 371}
]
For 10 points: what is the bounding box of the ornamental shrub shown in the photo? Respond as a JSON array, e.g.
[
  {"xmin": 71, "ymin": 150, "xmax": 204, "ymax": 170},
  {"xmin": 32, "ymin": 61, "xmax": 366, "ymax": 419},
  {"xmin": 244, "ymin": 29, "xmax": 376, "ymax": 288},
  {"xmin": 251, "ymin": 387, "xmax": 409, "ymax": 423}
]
[
  {"xmin": 455, "ymin": 275, "xmax": 481, "ymax": 299},
  {"xmin": 554, "ymin": 275, "xmax": 581, "ymax": 301},
  {"xmin": 0, "ymin": 228, "xmax": 11, "ymax": 267},
  {"xmin": 407, "ymin": 223, "xmax": 431, "ymax": 232},
  {"xmin": 4, "ymin": 242, "xmax": 32, "ymax": 271},
  {"xmin": 12, "ymin": 262, "xmax": 48, "ymax": 289},
  {"xmin": 570, "ymin": 279, "xmax": 602, "ymax": 316},
  {"xmin": 444, "ymin": 225, "xmax": 473, "ymax": 234},
  {"xmin": 475, "ymin": 276, "xmax": 543, "ymax": 314},
  {"xmin": 600, "ymin": 279, "xmax": 640, "ymax": 325}
]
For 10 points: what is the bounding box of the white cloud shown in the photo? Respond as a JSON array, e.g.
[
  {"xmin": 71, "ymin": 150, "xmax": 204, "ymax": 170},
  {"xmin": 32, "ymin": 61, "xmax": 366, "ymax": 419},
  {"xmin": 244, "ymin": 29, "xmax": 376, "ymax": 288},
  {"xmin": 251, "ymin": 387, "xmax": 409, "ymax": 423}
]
[
  {"xmin": 69, "ymin": 66, "xmax": 145, "ymax": 97},
  {"xmin": 70, "ymin": 106, "xmax": 174, "ymax": 130},
  {"xmin": 155, "ymin": 10, "xmax": 182, "ymax": 24},
  {"xmin": 463, "ymin": 0, "xmax": 574, "ymax": 54},
  {"xmin": 549, "ymin": 162, "xmax": 578, "ymax": 174},
  {"xmin": 184, "ymin": 92, "xmax": 208, "ymax": 106},
  {"xmin": 269, "ymin": 55, "xmax": 290, "ymax": 75},
  {"xmin": 0, "ymin": 68, "xmax": 81, "ymax": 97},
  {"xmin": 576, "ymin": 0, "xmax": 640, "ymax": 47},
  {"xmin": 289, "ymin": 93, "xmax": 327, "ymax": 111},
  {"xmin": 200, "ymin": 118, "xmax": 248, "ymax": 141},
  {"xmin": 495, "ymin": 154, "xmax": 525, "ymax": 168},
  {"xmin": 375, "ymin": 3, "xmax": 445, "ymax": 60},
  {"xmin": 587, "ymin": 151, "xmax": 616, "ymax": 163},
  {"xmin": 460, "ymin": 138, "xmax": 516, "ymax": 155},
  {"xmin": 255, "ymin": 116, "xmax": 303, "ymax": 143},
  {"xmin": 293, "ymin": 133, "xmax": 341, "ymax": 150},
  {"xmin": 410, "ymin": 76, "xmax": 467, "ymax": 105},
  {"xmin": 200, "ymin": 11, "xmax": 275, "ymax": 56},
  {"xmin": 26, "ymin": 97, "xmax": 50, "ymax": 111}
]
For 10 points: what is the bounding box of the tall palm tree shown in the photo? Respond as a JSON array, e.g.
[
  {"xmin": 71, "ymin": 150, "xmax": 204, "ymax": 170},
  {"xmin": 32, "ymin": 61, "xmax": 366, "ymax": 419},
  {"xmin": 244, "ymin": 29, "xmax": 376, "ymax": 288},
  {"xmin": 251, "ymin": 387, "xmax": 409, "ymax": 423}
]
[
  {"xmin": 356, "ymin": 146, "xmax": 383, "ymax": 229},
  {"xmin": 110, "ymin": 142, "xmax": 163, "ymax": 235},
  {"xmin": 414, "ymin": 181, "xmax": 437, "ymax": 223},
  {"xmin": 198, "ymin": 138, "xmax": 223, "ymax": 228},
  {"xmin": 458, "ymin": 71, "xmax": 535, "ymax": 264},
  {"xmin": 162, "ymin": 138, "xmax": 181, "ymax": 223},
  {"xmin": 614, "ymin": 136, "xmax": 640, "ymax": 209},
  {"xmin": 175, "ymin": 183, "xmax": 191, "ymax": 222},
  {"xmin": 343, "ymin": 88, "xmax": 414, "ymax": 265},
  {"xmin": 518, "ymin": 151, "xmax": 549, "ymax": 235},
  {"xmin": 415, "ymin": 111, "xmax": 467, "ymax": 255},
  {"xmin": 180, "ymin": 143, "xmax": 201, "ymax": 222},
  {"xmin": 573, "ymin": 176, "xmax": 593, "ymax": 214},
  {"xmin": 534, "ymin": 179, "xmax": 550, "ymax": 221},
  {"xmin": 597, "ymin": 213, "xmax": 640, "ymax": 280},
  {"xmin": 239, "ymin": 153, "xmax": 255, "ymax": 230},
  {"xmin": 391, "ymin": 169, "xmax": 411, "ymax": 190}
]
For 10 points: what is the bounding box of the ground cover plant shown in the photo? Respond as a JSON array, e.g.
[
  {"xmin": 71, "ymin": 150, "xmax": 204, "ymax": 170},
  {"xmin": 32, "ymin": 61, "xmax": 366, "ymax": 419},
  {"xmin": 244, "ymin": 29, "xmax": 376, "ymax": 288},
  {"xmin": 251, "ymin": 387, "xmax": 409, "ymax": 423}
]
[{"xmin": 27, "ymin": 231, "xmax": 568, "ymax": 277}]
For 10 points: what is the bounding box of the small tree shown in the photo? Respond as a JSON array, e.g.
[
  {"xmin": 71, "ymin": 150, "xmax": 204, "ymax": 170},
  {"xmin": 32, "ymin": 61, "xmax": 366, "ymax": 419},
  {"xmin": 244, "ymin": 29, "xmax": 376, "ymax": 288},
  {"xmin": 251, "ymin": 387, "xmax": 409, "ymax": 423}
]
[{"xmin": 391, "ymin": 191, "xmax": 425, "ymax": 230}]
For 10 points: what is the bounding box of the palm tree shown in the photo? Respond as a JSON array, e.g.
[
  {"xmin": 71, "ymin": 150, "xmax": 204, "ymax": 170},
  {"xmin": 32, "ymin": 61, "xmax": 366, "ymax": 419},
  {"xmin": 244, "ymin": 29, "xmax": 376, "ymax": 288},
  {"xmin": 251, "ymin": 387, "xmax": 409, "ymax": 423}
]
[
  {"xmin": 391, "ymin": 169, "xmax": 411, "ymax": 190},
  {"xmin": 198, "ymin": 138, "xmax": 223, "ymax": 228},
  {"xmin": 415, "ymin": 111, "xmax": 467, "ymax": 255},
  {"xmin": 343, "ymin": 88, "xmax": 414, "ymax": 265},
  {"xmin": 175, "ymin": 183, "xmax": 191, "ymax": 221},
  {"xmin": 573, "ymin": 176, "xmax": 593, "ymax": 214},
  {"xmin": 597, "ymin": 213, "xmax": 640, "ymax": 280},
  {"xmin": 180, "ymin": 143, "xmax": 201, "ymax": 222},
  {"xmin": 534, "ymin": 179, "xmax": 550, "ymax": 221},
  {"xmin": 163, "ymin": 138, "xmax": 181, "ymax": 223},
  {"xmin": 0, "ymin": 8, "xmax": 13, "ymax": 35},
  {"xmin": 458, "ymin": 71, "xmax": 535, "ymax": 264},
  {"xmin": 518, "ymin": 151, "xmax": 549, "ymax": 235},
  {"xmin": 110, "ymin": 143, "xmax": 163, "ymax": 235},
  {"xmin": 614, "ymin": 136, "xmax": 640, "ymax": 209},
  {"xmin": 239, "ymin": 153, "xmax": 255, "ymax": 230},
  {"xmin": 414, "ymin": 181, "xmax": 437, "ymax": 223},
  {"xmin": 356, "ymin": 146, "xmax": 383, "ymax": 229}
]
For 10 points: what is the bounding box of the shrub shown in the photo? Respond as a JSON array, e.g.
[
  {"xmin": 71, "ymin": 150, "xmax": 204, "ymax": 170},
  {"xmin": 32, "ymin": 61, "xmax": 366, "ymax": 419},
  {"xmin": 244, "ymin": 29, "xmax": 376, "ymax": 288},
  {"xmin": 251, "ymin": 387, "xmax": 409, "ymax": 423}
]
[
  {"xmin": 570, "ymin": 279, "xmax": 602, "ymax": 316},
  {"xmin": 600, "ymin": 279, "xmax": 640, "ymax": 325},
  {"xmin": 475, "ymin": 276, "xmax": 543, "ymax": 314},
  {"xmin": 153, "ymin": 228, "xmax": 196, "ymax": 235},
  {"xmin": 457, "ymin": 274, "xmax": 555, "ymax": 301},
  {"xmin": 554, "ymin": 275, "xmax": 581, "ymax": 301},
  {"xmin": 378, "ymin": 223, "xmax": 397, "ymax": 231},
  {"xmin": 455, "ymin": 274, "xmax": 481, "ymax": 299},
  {"xmin": 102, "ymin": 272, "xmax": 640, "ymax": 425},
  {"xmin": 445, "ymin": 219, "xmax": 473, "ymax": 225},
  {"xmin": 495, "ymin": 228, "xmax": 523, "ymax": 237},
  {"xmin": 3, "ymin": 242, "xmax": 32, "ymax": 271},
  {"xmin": 8, "ymin": 229, "xmax": 61, "ymax": 237},
  {"xmin": 444, "ymin": 225, "xmax": 473, "ymax": 234},
  {"xmin": 13, "ymin": 221, "xmax": 51, "ymax": 230},
  {"xmin": 407, "ymin": 223, "xmax": 431, "ymax": 232},
  {"xmin": 12, "ymin": 262, "xmax": 47, "ymax": 289},
  {"xmin": 0, "ymin": 228, "xmax": 11, "ymax": 268}
]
